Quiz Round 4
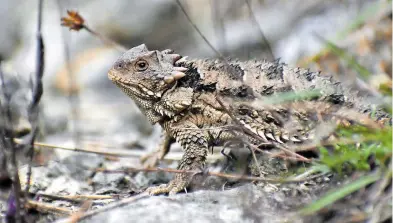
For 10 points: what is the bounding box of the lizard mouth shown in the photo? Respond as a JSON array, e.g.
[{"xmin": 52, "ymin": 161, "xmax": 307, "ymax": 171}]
[
  {"xmin": 114, "ymin": 80, "xmax": 160, "ymax": 99},
  {"xmin": 109, "ymin": 68, "xmax": 172, "ymax": 98},
  {"xmin": 109, "ymin": 73, "xmax": 158, "ymax": 98}
]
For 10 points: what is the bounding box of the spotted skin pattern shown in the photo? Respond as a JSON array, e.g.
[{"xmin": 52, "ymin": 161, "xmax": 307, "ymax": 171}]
[{"xmin": 108, "ymin": 44, "xmax": 389, "ymax": 195}]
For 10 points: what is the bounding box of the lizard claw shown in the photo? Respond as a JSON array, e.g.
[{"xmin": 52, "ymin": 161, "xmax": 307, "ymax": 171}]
[
  {"xmin": 146, "ymin": 175, "xmax": 189, "ymax": 195},
  {"xmin": 146, "ymin": 184, "xmax": 173, "ymax": 195}
]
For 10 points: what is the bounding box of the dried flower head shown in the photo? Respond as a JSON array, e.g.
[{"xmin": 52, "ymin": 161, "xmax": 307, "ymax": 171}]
[{"xmin": 61, "ymin": 10, "xmax": 85, "ymax": 31}]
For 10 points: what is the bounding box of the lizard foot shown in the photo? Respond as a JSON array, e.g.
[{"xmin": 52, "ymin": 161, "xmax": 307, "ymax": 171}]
[{"xmin": 146, "ymin": 174, "xmax": 188, "ymax": 196}]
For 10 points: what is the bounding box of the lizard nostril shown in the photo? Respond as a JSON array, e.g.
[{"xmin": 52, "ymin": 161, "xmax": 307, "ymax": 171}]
[{"xmin": 115, "ymin": 61, "xmax": 124, "ymax": 69}]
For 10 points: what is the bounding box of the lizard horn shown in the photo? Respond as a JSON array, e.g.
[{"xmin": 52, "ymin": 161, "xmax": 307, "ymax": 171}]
[
  {"xmin": 173, "ymin": 67, "xmax": 188, "ymax": 72},
  {"xmin": 164, "ymin": 76, "xmax": 175, "ymax": 84},
  {"xmin": 171, "ymin": 71, "xmax": 186, "ymax": 80}
]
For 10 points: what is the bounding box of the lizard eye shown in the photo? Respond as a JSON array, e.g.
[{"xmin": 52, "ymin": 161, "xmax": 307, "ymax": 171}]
[{"xmin": 135, "ymin": 60, "xmax": 149, "ymax": 71}]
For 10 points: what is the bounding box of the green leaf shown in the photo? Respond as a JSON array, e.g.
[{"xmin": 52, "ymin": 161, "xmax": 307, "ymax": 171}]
[{"xmin": 299, "ymin": 173, "xmax": 380, "ymax": 215}]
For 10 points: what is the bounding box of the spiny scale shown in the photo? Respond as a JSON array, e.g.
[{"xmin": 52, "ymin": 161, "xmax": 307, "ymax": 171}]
[{"xmin": 237, "ymin": 113, "xmax": 311, "ymax": 145}]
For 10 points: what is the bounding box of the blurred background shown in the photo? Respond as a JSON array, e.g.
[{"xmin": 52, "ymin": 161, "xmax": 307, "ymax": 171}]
[{"xmin": 0, "ymin": 0, "xmax": 391, "ymax": 166}]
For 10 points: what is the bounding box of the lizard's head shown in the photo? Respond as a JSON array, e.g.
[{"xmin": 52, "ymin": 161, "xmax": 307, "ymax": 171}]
[{"xmin": 108, "ymin": 44, "xmax": 187, "ymax": 100}]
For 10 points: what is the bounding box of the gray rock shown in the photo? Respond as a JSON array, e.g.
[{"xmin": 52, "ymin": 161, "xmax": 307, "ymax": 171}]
[
  {"xmin": 133, "ymin": 162, "xmax": 178, "ymax": 189},
  {"xmin": 0, "ymin": 70, "xmax": 32, "ymax": 137},
  {"xmin": 92, "ymin": 172, "xmax": 127, "ymax": 189},
  {"xmin": 61, "ymin": 153, "xmax": 103, "ymax": 181},
  {"xmin": 19, "ymin": 165, "xmax": 51, "ymax": 194},
  {"xmin": 133, "ymin": 171, "xmax": 173, "ymax": 189},
  {"xmin": 46, "ymin": 153, "xmax": 103, "ymax": 182},
  {"xmin": 46, "ymin": 161, "xmax": 70, "ymax": 178},
  {"xmin": 94, "ymin": 187, "xmax": 121, "ymax": 195},
  {"xmin": 82, "ymin": 185, "xmax": 303, "ymax": 223},
  {"xmin": 44, "ymin": 176, "xmax": 90, "ymax": 195}
]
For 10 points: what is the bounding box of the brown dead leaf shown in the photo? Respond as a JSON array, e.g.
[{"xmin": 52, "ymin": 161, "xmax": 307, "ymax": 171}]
[{"xmin": 61, "ymin": 10, "xmax": 85, "ymax": 31}]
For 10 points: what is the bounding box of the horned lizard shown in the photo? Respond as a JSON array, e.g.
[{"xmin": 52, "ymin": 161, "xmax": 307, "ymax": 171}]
[{"xmin": 108, "ymin": 44, "xmax": 388, "ymax": 195}]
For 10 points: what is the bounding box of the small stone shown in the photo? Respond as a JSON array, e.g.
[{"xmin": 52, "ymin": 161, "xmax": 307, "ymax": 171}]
[
  {"xmin": 45, "ymin": 176, "xmax": 90, "ymax": 195},
  {"xmin": 62, "ymin": 154, "xmax": 104, "ymax": 181},
  {"xmin": 92, "ymin": 172, "xmax": 127, "ymax": 189}
]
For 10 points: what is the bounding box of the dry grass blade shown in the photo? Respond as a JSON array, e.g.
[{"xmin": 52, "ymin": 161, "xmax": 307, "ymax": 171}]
[
  {"xmin": 94, "ymin": 167, "xmax": 320, "ymax": 184},
  {"xmin": 26, "ymin": 200, "xmax": 72, "ymax": 216},
  {"xmin": 174, "ymin": 0, "xmax": 225, "ymax": 60},
  {"xmin": 56, "ymin": 1, "xmax": 82, "ymax": 147},
  {"xmin": 250, "ymin": 144, "xmax": 306, "ymax": 162},
  {"xmin": 244, "ymin": 0, "xmax": 274, "ymax": 60},
  {"xmin": 14, "ymin": 138, "xmax": 141, "ymax": 158},
  {"xmin": 13, "ymin": 138, "xmax": 223, "ymax": 161},
  {"xmin": 249, "ymin": 145, "xmax": 267, "ymax": 176},
  {"xmin": 59, "ymin": 195, "xmax": 117, "ymax": 200},
  {"xmin": 271, "ymin": 138, "xmax": 364, "ymax": 159},
  {"xmin": 38, "ymin": 193, "xmax": 117, "ymax": 203},
  {"xmin": 68, "ymin": 201, "xmax": 93, "ymax": 223},
  {"xmin": 25, "ymin": 0, "xmax": 45, "ymax": 195}
]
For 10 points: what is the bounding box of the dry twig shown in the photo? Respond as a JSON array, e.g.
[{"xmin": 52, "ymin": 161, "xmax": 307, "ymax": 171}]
[
  {"xmin": 244, "ymin": 0, "xmax": 275, "ymax": 60},
  {"xmin": 25, "ymin": 0, "xmax": 45, "ymax": 195},
  {"xmin": 61, "ymin": 10, "xmax": 126, "ymax": 52},
  {"xmin": 174, "ymin": 0, "xmax": 225, "ymax": 60},
  {"xmin": 26, "ymin": 200, "xmax": 72, "ymax": 216},
  {"xmin": 56, "ymin": 0, "xmax": 82, "ymax": 146},
  {"xmin": 68, "ymin": 201, "xmax": 93, "ymax": 223},
  {"xmin": 38, "ymin": 193, "xmax": 117, "ymax": 203},
  {"xmin": 94, "ymin": 167, "xmax": 320, "ymax": 184},
  {"xmin": 13, "ymin": 138, "xmax": 223, "ymax": 162},
  {"xmin": 14, "ymin": 139, "xmax": 142, "ymax": 158}
]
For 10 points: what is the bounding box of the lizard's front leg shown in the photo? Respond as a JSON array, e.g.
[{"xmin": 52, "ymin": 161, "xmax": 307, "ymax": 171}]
[
  {"xmin": 140, "ymin": 132, "xmax": 174, "ymax": 168},
  {"xmin": 146, "ymin": 122, "xmax": 208, "ymax": 195}
]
